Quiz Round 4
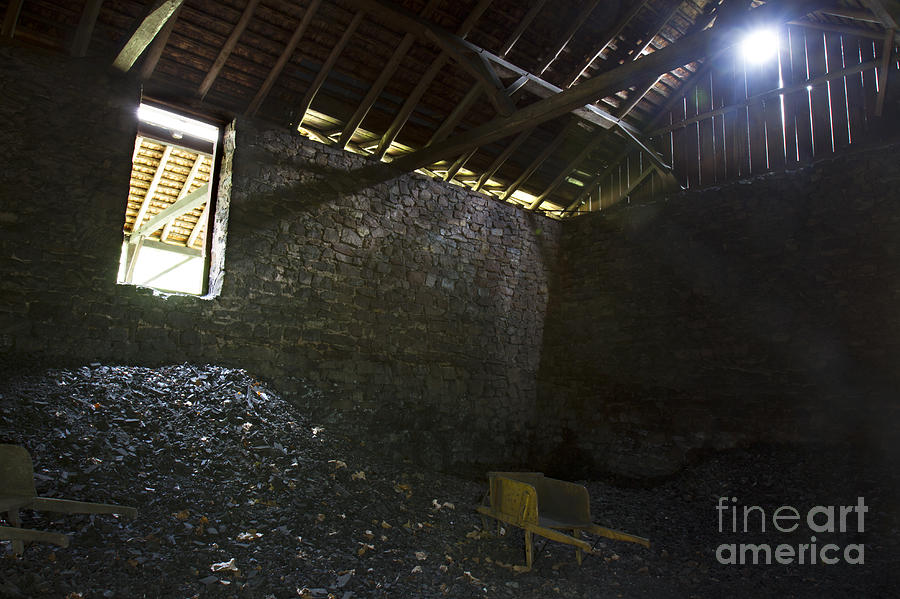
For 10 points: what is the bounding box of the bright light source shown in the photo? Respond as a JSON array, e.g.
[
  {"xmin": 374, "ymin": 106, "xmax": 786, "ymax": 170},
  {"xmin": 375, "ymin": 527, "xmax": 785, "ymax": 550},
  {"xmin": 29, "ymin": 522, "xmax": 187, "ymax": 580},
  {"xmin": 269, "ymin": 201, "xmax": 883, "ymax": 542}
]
[
  {"xmin": 806, "ymin": 85, "xmax": 814, "ymax": 91},
  {"xmin": 137, "ymin": 104, "xmax": 219, "ymax": 142},
  {"xmin": 740, "ymin": 29, "xmax": 778, "ymax": 64}
]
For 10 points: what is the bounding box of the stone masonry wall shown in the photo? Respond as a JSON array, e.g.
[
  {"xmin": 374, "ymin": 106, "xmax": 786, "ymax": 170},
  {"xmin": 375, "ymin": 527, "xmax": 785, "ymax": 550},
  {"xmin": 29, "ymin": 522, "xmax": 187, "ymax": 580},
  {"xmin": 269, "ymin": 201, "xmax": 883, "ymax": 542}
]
[
  {"xmin": 535, "ymin": 144, "xmax": 900, "ymax": 478},
  {"xmin": 0, "ymin": 47, "xmax": 560, "ymax": 468}
]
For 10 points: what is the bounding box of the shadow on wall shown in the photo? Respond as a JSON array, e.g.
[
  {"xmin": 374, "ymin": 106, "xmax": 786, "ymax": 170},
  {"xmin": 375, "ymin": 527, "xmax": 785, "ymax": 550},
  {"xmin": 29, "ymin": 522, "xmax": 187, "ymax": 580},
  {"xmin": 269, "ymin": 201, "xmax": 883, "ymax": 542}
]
[{"xmin": 534, "ymin": 141, "xmax": 900, "ymax": 479}]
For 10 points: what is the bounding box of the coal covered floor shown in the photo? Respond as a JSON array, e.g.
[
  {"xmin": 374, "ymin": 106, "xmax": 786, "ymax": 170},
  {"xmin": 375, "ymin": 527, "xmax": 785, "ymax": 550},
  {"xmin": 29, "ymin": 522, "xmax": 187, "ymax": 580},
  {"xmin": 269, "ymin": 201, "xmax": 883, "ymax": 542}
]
[{"xmin": 1, "ymin": 364, "xmax": 898, "ymax": 598}]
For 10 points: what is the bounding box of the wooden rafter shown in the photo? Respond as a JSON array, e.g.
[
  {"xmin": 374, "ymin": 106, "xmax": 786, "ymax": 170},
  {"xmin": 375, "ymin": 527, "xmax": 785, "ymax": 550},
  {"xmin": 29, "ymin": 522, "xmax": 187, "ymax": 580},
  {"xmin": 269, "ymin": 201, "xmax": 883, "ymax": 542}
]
[
  {"xmin": 71, "ymin": 0, "xmax": 104, "ymax": 57},
  {"xmin": 535, "ymin": 0, "xmax": 601, "ymax": 76},
  {"xmin": 562, "ymin": 143, "xmax": 637, "ymax": 215},
  {"xmin": 817, "ymin": 6, "xmax": 882, "ymax": 22},
  {"xmin": 618, "ymin": 0, "xmax": 723, "ymax": 121},
  {"xmin": 443, "ymin": 148, "xmax": 477, "ymax": 182},
  {"xmin": 528, "ymin": 128, "xmax": 609, "ymax": 210},
  {"xmin": 133, "ymin": 145, "xmax": 174, "ymax": 231},
  {"xmin": 349, "ymin": 1, "xmax": 622, "ymax": 131},
  {"xmin": 858, "ymin": 0, "xmax": 900, "ymax": 42},
  {"xmin": 131, "ymin": 183, "xmax": 210, "ymax": 241},
  {"xmin": 564, "ymin": 0, "xmax": 652, "ymax": 88},
  {"xmin": 500, "ymin": 120, "xmax": 574, "ymax": 200},
  {"xmin": 428, "ymin": 85, "xmax": 484, "ymax": 146},
  {"xmin": 358, "ymin": 0, "xmax": 493, "ymax": 159},
  {"xmin": 296, "ymin": 10, "xmax": 365, "ymax": 128},
  {"xmin": 139, "ymin": 4, "xmax": 181, "ymax": 80},
  {"xmin": 386, "ymin": 0, "xmax": 821, "ymax": 175},
  {"xmin": 474, "ymin": 127, "xmax": 534, "ymax": 191},
  {"xmin": 113, "ymin": 0, "xmax": 184, "ymax": 72},
  {"xmin": 338, "ymin": 0, "xmax": 440, "ymax": 149},
  {"xmin": 187, "ymin": 202, "xmax": 210, "ymax": 249},
  {"xmin": 246, "ymin": 0, "xmax": 322, "ymax": 117},
  {"xmin": 198, "ymin": 0, "xmax": 260, "ymax": 99},
  {"xmin": 161, "ymin": 155, "xmax": 205, "ymax": 243},
  {"xmin": 425, "ymin": 29, "xmax": 516, "ymax": 115},
  {"xmin": 647, "ymin": 59, "xmax": 880, "ymax": 136},
  {"xmin": 1, "ymin": 0, "xmax": 24, "ymax": 39},
  {"xmin": 499, "ymin": 0, "xmax": 547, "ymax": 57},
  {"xmin": 788, "ymin": 18, "xmax": 890, "ymax": 39}
]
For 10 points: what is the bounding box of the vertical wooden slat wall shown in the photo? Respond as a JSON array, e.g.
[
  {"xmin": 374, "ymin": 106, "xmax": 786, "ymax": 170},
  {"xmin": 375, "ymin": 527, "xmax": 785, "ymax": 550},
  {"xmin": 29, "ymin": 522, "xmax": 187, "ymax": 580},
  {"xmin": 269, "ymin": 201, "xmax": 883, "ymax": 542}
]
[{"xmin": 647, "ymin": 25, "xmax": 896, "ymax": 194}]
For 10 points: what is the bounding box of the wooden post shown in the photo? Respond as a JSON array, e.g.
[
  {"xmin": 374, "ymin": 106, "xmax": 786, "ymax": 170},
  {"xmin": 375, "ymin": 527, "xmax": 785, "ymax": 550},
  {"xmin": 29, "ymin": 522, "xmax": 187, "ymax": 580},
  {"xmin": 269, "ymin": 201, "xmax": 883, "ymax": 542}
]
[{"xmin": 1, "ymin": 0, "xmax": 24, "ymax": 39}]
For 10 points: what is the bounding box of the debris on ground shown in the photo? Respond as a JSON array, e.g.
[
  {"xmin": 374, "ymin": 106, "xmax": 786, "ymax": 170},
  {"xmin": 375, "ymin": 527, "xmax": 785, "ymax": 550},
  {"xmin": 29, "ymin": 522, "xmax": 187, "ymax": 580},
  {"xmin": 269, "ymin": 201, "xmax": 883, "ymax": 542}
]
[{"xmin": 0, "ymin": 364, "xmax": 897, "ymax": 597}]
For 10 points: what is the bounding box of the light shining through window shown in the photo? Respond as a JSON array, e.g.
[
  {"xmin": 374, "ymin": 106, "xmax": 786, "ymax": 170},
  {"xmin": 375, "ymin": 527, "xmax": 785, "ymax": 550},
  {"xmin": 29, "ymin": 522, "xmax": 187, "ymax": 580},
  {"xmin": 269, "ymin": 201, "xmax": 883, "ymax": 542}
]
[{"xmin": 741, "ymin": 29, "xmax": 779, "ymax": 64}]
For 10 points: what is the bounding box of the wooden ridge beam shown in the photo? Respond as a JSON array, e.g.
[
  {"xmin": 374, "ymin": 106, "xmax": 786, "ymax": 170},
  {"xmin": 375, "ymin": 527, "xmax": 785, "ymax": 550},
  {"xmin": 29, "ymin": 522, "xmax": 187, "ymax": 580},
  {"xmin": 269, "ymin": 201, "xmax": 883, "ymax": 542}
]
[
  {"xmin": 71, "ymin": 0, "xmax": 104, "ymax": 57},
  {"xmin": 535, "ymin": 0, "xmax": 601, "ymax": 75},
  {"xmin": 198, "ymin": 0, "xmax": 260, "ymax": 99},
  {"xmin": 499, "ymin": 0, "xmax": 547, "ymax": 57},
  {"xmin": 246, "ymin": 0, "xmax": 321, "ymax": 117},
  {"xmin": 337, "ymin": 0, "xmax": 440, "ymax": 149},
  {"xmin": 113, "ymin": 0, "xmax": 184, "ymax": 71},
  {"xmin": 565, "ymin": 0, "xmax": 652, "ymax": 88},
  {"xmin": 296, "ymin": 10, "xmax": 365, "ymax": 128}
]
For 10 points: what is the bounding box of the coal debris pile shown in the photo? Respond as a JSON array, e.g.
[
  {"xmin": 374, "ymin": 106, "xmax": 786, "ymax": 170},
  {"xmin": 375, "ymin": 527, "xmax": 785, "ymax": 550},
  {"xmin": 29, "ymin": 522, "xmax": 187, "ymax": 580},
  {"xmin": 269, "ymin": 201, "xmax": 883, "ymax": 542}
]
[{"xmin": 0, "ymin": 363, "xmax": 898, "ymax": 598}]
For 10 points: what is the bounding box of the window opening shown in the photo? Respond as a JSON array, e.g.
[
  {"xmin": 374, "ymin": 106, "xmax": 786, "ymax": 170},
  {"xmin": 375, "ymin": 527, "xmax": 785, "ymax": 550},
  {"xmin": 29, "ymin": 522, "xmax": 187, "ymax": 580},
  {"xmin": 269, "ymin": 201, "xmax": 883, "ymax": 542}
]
[{"xmin": 118, "ymin": 103, "xmax": 221, "ymax": 295}]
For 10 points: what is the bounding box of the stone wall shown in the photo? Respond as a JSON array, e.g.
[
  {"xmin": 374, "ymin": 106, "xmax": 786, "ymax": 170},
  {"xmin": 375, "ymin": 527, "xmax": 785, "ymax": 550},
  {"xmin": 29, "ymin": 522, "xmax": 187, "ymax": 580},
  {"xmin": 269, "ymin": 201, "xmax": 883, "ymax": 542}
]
[
  {"xmin": 535, "ymin": 144, "xmax": 900, "ymax": 478},
  {"xmin": 0, "ymin": 47, "xmax": 560, "ymax": 468}
]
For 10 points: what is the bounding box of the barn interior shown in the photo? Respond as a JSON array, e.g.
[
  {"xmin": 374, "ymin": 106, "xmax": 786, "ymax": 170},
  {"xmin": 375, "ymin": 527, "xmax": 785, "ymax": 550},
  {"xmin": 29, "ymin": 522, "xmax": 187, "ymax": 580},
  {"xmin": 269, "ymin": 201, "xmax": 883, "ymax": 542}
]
[{"xmin": 1, "ymin": 0, "xmax": 900, "ymax": 597}]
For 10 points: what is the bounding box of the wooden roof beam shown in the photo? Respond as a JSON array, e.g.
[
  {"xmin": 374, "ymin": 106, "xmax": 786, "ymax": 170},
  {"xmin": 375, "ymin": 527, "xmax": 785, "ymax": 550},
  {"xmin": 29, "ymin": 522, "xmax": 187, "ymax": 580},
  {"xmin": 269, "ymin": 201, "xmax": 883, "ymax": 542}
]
[
  {"xmin": 499, "ymin": 0, "xmax": 547, "ymax": 57},
  {"xmin": 528, "ymin": 127, "xmax": 610, "ymax": 210},
  {"xmin": 500, "ymin": 119, "xmax": 575, "ymax": 201},
  {"xmin": 198, "ymin": 0, "xmax": 260, "ymax": 100},
  {"xmin": 859, "ymin": 0, "xmax": 900, "ymax": 42},
  {"xmin": 161, "ymin": 154, "xmax": 206, "ymax": 242},
  {"xmin": 139, "ymin": 4, "xmax": 181, "ymax": 80},
  {"xmin": 338, "ymin": 0, "xmax": 441, "ymax": 149},
  {"xmin": 443, "ymin": 148, "xmax": 477, "ymax": 182},
  {"xmin": 246, "ymin": 0, "xmax": 321, "ymax": 117},
  {"xmin": 535, "ymin": 0, "xmax": 601, "ymax": 76},
  {"xmin": 564, "ymin": 0, "xmax": 653, "ymax": 88},
  {"xmin": 113, "ymin": 0, "xmax": 184, "ymax": 71},
  {"xmin": 788, "ymin": 18, "xmax": 890, "ymax": 39},
  {"xmin": 131, "ymin": 183, "xmax": 210, "ymax": 241},
  {"xmin": 473, "ymin": 127, "xmax": 534, "ymax": 191},
  {"xmin": 71, "ymin": 0, "xmax": 104, "ymax": 57},
  {"xmin": 425, "ymin": 29, "xmax": 516, "ymax": 115},
  {"xmin": 617, "ymin": 1, "xmax": 720, "ymax": 121},
  {"xmin": 296, "ymin": 10, "xmax": 365, "ymax": 128},
  {"xmin": 1, "ymin": 0, "xmax": 24, "ymax": 39},
  {"xmin": 132, "ymin": 145, "xmax": 174, "ymax": 230},
  {"xmin": 352, "ymin": 0, "xmax": 493, "ymax": 160},
  {"xmin": 386, "ymin": 0, "xmax": 820, "ymax": 174}
]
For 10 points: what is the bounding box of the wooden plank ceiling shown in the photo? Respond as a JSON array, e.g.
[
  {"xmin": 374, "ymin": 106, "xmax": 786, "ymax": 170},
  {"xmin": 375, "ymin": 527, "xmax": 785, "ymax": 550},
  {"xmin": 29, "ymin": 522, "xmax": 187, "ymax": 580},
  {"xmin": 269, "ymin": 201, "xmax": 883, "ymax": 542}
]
[{"xmin": 3, "ymin": 0, "xmax": 896, "ymax": 218}]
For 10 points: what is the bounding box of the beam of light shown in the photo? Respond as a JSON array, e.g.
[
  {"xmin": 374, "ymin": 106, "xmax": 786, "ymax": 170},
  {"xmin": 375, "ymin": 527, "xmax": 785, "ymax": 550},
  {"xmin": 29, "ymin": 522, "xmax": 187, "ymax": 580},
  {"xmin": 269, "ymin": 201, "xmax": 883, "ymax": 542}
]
[
  {"xmin": 741, "ymin": 28, "xmax": 779, "ymax": 64},
  {"xmin": 137, "ymin": 104, "xmax": 219, "ymax": 142}
]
